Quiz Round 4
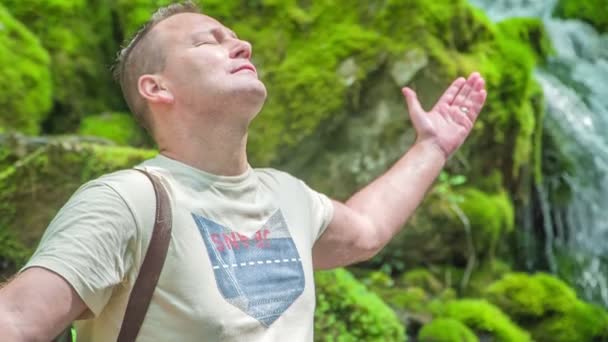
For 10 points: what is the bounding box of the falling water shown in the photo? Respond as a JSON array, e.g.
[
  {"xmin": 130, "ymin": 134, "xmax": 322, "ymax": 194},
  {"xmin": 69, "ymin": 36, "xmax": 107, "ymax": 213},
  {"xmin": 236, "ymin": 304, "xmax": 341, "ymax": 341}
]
[{"xmin": 469, "ymin": 0, "xmax": 608, "ymax": 305}]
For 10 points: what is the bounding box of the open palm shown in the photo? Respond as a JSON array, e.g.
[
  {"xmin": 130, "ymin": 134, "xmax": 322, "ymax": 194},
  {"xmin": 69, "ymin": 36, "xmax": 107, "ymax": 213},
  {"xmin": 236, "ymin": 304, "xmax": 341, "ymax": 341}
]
[{"xmin": 402, "ymin": 72, "xmax": 487, "ymax": 158}]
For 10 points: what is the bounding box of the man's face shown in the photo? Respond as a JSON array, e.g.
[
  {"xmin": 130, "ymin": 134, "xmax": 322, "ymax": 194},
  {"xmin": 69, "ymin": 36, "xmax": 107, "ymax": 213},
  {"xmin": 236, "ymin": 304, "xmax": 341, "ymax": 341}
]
[{"xmin": 153, "ymin": 13, "xmax": 267, "ymax": 121}]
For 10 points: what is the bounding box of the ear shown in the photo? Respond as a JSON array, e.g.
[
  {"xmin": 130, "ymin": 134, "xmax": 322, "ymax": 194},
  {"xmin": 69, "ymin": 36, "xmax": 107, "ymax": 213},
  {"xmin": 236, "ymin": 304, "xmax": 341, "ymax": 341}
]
[{"xmin": 138, "ymin": 74, "xmax": 174, "ymax": 105}]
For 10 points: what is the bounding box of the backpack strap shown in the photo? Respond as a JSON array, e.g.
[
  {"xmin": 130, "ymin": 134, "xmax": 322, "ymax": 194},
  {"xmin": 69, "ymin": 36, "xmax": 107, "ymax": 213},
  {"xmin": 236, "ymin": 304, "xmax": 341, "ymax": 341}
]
[{"xmin": 116, "ymin": 169, "xmax": 173, "ymax": 342}]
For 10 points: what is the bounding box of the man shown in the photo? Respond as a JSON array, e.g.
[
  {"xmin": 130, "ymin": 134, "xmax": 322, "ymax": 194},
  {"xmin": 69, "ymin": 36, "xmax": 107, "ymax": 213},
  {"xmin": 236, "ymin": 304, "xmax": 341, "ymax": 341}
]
[{"xmin": 0, "ymin": 1, "xmax": 486, "ymax": 341}]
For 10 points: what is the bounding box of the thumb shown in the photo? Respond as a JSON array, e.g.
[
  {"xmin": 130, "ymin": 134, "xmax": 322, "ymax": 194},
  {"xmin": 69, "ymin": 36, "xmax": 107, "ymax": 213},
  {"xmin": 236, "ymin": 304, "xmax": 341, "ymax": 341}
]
[{"xmin": 402, "ymin": 87, "xmax": 424, "ymax": 115}]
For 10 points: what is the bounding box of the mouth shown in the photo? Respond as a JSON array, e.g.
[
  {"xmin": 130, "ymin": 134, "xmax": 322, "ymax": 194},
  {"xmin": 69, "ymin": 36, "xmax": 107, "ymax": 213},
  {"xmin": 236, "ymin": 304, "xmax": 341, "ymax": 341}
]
[{"xmin": 231, "ymin": 64, "xmax": 257, "ymax": 74}]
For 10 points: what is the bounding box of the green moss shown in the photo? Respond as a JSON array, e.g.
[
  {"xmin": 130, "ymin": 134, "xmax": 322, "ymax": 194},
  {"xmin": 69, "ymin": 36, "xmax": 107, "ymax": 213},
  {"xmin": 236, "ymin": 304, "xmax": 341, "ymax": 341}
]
[
  {"xmin": 363, "ymin": 270, "xmax": 395, "ymax": 288},
  {"xmin": 382, "ymin": 286, "xmax": 429, "ymax": 313},
  {"xmin": 3, "ymin": 0, "xmax": 123, "ymax": 133},
  {"xmin": 458, "ymin": 188, "xmax": 514, "ymax": 259},
  {"xmin": 400, "ymin": 268, "xmax": 444, "ymax": 295},
  {"xmin": 465, "ymin": 260, "xmax": 512, "ymax": 296},
  {"xmin": 0, "ymin": 140, "xmax": 155, "ymax": 276},
  {"xmin": 554, "ymin": 0, "xmax": 608, "ymax": 33},
  {"xmin": 418, "ymin": 318, "xmax": 478, "ymax": 342},
  {"xmin": 314, "ymin": 268, "xmax": 406, "ymax": 341},
  {"xmin": 496, "ymin": 18, "xmax": 553, "ymax": 62},
  {"xmin": 0, "ymin": 4, "xmax": 52, "ymax": 134},
  {"xmin": 532, "ymin": 301, "xmax": 608, "ymax": 341},
  {"xmin": 78, "ymin": 112, "xmax": 151, "ymax": 147},
  {"xmin": 484, "ymin": 272, "xmax": 577, "ymax": 318},
  {"xmin": 471, "ymin": 34, "xmax": 544, "ymax": 186},
  {"xmin": 248, "ymin": 22, "xmax": 387, "ymax": 165},
  {"xmin": 431, "ymin": 299, "xmax": 531, "ymax": 341},
  {"xmin": 484, "ymin": 272, "xmax": 608, "ymax": 341}
]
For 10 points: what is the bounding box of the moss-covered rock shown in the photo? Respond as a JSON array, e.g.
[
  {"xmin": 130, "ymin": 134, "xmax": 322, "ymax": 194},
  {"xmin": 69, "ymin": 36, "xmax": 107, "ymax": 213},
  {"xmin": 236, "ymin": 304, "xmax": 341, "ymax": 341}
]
[
  {"xmin": 0, "ymin": 4, "xmax": 52, "ymax": 134},
  {"xmin": 0, "ymin": 136, "xmax": 155, "ymax": 276},
  {"xmin": 484, "ymin": 272, "xmax": 608, "ymax": 341},
  {"xmin": 314, "ymin": 268, "xmax": 406, "ymax": 341},
  {"xmin": 554, "ymin": 0, "xmax": 608, "ymax": 33},
  {"xmin": 418, "ymin": 318, "xmax": 478, "ymax": 342},
  {"xmin": 532, "ymin": 301, "xmax": 608, "ymax": 342},
  {"xmin": 400, "ymin": 268, "xmax": 444, "ymax": 295},
  {"xmin": 430, "ymin": 299, "xmax": 531, "ymax": 341},
  {"xmin": 496, "ymin": 18, "xmax": 554, "ymax": 63},
  {"xmin": 2, "ymin": 0, "xmax": 123, "ymax": 133},
  {"xmin": 458, "ymin": 188, "xmax": 514, "ymax": 260},
  {"xmin": 485, "ymin": 272, "xmax": 577, "ymax": 318},
  {"xmin": 78, "ymin": 112, "xmax": 151, "ymax": 147}
]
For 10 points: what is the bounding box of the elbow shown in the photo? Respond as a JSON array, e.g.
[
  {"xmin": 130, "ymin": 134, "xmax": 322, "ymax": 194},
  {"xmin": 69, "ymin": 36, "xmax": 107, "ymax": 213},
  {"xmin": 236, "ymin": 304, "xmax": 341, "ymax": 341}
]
[{"xmin": 352, "ymin": 224, "xmax": 386, "ymax": 263}]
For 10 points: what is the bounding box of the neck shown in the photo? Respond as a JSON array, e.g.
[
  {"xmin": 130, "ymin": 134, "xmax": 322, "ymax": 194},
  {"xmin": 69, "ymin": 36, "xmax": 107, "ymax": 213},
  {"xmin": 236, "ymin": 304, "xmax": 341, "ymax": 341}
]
[{"xmin": 156, "ymin": 118, "xmax": 250, "ymax": 177}]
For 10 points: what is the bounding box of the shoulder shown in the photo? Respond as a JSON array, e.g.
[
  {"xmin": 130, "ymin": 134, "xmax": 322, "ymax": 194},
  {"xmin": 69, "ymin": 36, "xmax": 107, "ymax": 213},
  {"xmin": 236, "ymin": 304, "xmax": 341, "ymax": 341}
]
[{"xmin": 70, "ymin": 169, "xmax": 156, "ymax": 219}]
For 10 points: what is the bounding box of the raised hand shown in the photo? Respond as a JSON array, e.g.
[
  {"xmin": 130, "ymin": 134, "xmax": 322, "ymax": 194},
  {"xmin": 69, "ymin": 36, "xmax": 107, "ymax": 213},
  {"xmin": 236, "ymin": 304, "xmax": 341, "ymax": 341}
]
[{"xmin": 402, "ymin": 72, "xmax": 487, "ymax": 158}]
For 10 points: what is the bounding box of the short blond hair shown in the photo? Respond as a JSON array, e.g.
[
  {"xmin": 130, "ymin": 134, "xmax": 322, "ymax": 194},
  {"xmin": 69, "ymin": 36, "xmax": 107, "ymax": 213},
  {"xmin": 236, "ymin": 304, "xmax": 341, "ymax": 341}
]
[{"xmin": 113, "ymin": 1, "xmax": 201, "ymax": 131}]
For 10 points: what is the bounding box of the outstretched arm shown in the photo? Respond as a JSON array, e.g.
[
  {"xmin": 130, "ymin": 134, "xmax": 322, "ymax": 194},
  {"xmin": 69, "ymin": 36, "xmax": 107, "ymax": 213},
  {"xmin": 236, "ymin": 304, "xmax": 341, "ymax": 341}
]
[
  {"xmin": 0, "ymin": 267, "xmax": 87, "ymax": 341},
  {"xmin": 313, "ymin": 72, "xmax": 487, "ymax": 269}
]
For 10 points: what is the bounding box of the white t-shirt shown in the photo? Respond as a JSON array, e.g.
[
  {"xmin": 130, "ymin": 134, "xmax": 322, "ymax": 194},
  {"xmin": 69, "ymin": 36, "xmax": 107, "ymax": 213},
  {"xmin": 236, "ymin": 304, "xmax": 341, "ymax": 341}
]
[{"xmin": 22, "ymin": 154, "xmax": 334, "ymax": 341}]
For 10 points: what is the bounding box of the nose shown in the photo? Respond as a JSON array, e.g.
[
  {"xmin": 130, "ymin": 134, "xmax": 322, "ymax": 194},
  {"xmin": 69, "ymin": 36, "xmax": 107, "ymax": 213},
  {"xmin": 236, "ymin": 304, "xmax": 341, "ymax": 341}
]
[{"xmin": 228, "ymin": 38, "xmax": 252, "ymax": 60}]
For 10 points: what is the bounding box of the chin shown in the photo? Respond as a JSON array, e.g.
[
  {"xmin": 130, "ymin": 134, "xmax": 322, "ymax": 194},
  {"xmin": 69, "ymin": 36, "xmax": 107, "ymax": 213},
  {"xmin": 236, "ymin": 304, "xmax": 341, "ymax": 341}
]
[
  {"xmin": 224, "ymin": 83, "xmax": 267, "ymax": 119},
  {"xmin": 236, "ymin": 80, "xmax": 267, "ymax": 103}
]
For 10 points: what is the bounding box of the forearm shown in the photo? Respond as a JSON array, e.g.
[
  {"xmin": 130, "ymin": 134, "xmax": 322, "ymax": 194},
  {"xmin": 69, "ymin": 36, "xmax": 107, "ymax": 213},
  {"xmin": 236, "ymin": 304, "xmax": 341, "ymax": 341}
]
[
  {"xmin": 345, "ymin": 140, "xmax": 446, "ymax": 250},
  {"xmin": 0, "ymin": 311, "xmax": 28, "ymax": 341}
]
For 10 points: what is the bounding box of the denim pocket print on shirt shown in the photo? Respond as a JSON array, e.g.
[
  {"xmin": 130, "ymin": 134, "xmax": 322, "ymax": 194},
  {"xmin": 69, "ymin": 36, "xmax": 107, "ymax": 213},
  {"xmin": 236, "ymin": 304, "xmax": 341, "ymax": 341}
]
[{"xmin": 191, "ymin": 209, "xmax": 305, "ymax": 327}]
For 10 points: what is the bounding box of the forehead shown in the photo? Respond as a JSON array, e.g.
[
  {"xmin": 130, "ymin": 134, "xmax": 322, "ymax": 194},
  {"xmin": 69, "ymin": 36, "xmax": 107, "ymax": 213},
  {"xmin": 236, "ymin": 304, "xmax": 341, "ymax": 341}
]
[{"xmin": 153, "ymin": 12, "xmax": 230, "ymax": 41}]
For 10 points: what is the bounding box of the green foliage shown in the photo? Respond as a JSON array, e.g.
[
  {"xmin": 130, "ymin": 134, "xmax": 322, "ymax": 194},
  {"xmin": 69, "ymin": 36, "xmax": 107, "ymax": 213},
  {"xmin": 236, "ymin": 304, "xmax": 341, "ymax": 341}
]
[
  {"xmin": 1, "ymin": 0, "xmax": 123, "ymax": 133},
  {"xmin": 554, "ymin": 0, "xmax": 608, "ymax": 33},
  {"xmin": 114, "ymin": 0, "xmax": 175, "ymax": 38},
  {"xmin": 431, "ymin": 299, "xmax": 531, "ymax": 341},
  {"xmin": 418, "ymin": 318, "xmax": 478, "ymax": 342},
  {"xmin": 0, "ymin": 229, "xmax": 30, "ymax": 275},
  {"xmin": 78, "ymin": 112, "xmax": 150, "ymax": 147},
  {"xmin": 434, "ymin": 171, "xmax": 467, "ymax": 204},
  {"xmin": 314, "ymin": 268, "xmax": 406, "ymax": 341},
  {"xmin": 484, "ymin": 272, "xmax": 608, "ymax": 341},
  {"xmin": 0, "ymin": 4, "xmax": 52, "ymax": 134}
]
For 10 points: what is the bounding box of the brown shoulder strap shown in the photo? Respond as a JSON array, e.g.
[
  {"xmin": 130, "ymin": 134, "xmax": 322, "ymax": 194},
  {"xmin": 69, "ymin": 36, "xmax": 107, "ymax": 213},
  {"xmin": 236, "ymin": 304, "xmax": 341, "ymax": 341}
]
[{"xmin": 117, "ymin": 169, "xmax": 172, "ymax": 342}]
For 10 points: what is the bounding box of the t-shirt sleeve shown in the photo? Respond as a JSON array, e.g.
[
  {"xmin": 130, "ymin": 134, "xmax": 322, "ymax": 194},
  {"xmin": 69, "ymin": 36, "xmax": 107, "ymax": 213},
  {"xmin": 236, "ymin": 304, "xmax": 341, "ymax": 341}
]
[
  {"xmin": 299, "ymin": 180, "xmax": 335, "ymax": 242},
  {"xmin": 20, "ymin": 181, "xmax": 137, "ymax": 317}
]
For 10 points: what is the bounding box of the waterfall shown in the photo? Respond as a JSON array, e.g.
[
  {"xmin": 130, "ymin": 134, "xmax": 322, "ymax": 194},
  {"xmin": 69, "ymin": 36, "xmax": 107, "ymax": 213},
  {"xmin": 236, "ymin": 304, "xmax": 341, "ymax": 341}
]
[{"xmin": 470, "ymin": 0, "xmax": 608, "ymax": 306}]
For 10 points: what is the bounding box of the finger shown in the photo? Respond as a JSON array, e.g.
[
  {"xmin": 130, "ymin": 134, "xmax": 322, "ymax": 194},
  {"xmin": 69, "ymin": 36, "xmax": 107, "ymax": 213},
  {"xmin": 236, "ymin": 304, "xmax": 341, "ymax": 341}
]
[
  {"xmin": 434, "ymin": 77, "xmax": 466, "ymax": 110},
  {"xmin": 449, "ymin": 106, "xmax": 473, "ymax": 131},
  {"xmin": 473, "ymin": 76, "xmax": 485, "ymax": 92},
  {"xmin": 451, "ymin": 72, "xmax": 480, "ymax": 106},
  {"xmin": 470, "ymin": 89, "xmax": 487, "ymax": 116},
  {"xmin": 462, "ymin": 97, "xmax": 479, "ymax": 122},
  {"xmin": 461, "ymin": 89, "xmax": 486, "ymax": 122},
  {"xmin": 402, "ymin": 87, "xmax": 424, "ymax": 115}
]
